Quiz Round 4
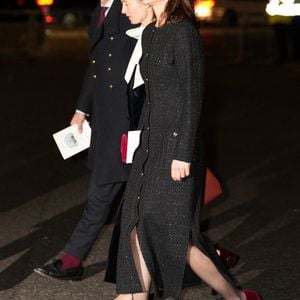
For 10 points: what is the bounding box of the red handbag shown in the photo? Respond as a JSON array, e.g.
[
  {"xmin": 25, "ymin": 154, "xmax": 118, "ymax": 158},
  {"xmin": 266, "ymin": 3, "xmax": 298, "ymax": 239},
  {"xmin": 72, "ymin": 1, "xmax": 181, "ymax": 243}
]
[
  {"xmin": 120, "ymin": 134, "xmax": 128, "ymax": 163},
  {"xmin": 203, "ymin": 168, "xmax": 223, "ymax": 205},
  {"xmin": 120, "ymin": 131, "xmax": 141, "ymax": 164}
]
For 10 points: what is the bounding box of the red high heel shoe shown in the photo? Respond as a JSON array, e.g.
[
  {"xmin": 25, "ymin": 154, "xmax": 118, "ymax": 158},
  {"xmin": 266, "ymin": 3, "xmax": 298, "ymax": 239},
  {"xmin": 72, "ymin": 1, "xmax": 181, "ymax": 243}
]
[
  {"xmin": 211, "ymin": 246, "xmax": 239, "ymax": 296},
  {"xmin": 243, "ymin": 289, "xmax": 263, "ymax": 300}
]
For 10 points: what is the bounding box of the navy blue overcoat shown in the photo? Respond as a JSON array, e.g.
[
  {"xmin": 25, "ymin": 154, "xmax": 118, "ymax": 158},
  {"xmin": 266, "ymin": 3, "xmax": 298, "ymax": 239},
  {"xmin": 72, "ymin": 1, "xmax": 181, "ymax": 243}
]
[{"xmin": 77, "ymin": 1, "xmax": 136, "ymax": 184}]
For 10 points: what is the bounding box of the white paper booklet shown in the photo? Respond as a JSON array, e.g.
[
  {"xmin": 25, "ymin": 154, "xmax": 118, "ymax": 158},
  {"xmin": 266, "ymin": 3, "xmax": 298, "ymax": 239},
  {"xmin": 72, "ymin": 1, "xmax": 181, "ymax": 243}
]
[
  {"xmin": 126, "ymin": 130, "xmax": 141, "ymax": 163},
  {"xmin": 53, "ymin": 120, "xmax": 91, "ymax": 160}
]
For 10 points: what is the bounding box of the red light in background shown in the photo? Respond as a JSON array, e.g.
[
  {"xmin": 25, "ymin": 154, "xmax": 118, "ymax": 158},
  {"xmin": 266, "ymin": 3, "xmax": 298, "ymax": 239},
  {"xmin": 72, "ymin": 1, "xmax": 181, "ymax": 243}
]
[
  {"xmin": 40, "ymin": 6, "xmax": 48, "ymax": 14},
  {"xmin": 17, "ymin": 0, "xmax": 25, "ymax": 6},
  {"xmin": 45, "ymin": 16, "xmax": 54, "ymax": 23}
]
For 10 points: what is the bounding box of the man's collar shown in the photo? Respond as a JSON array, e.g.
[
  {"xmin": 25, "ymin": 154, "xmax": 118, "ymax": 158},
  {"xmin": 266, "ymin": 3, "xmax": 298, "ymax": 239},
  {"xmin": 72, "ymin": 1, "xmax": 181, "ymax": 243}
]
[{"xmin": 102, "ymin": 0, "xmax": 114, "ymax": 8}]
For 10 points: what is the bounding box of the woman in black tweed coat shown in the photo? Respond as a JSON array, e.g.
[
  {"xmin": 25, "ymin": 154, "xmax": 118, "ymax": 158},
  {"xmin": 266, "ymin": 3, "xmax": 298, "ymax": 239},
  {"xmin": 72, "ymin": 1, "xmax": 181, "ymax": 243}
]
[{"xmin": 106, "ymin": 0, "xmax": 262, "ymax": 299}]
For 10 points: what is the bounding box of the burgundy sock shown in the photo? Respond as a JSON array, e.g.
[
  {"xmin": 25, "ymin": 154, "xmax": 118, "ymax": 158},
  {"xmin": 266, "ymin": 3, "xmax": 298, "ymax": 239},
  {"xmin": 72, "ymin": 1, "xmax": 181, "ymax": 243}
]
[{"xmin": 61, "ymin": 253, "xmax": 81, "ymax": 270}]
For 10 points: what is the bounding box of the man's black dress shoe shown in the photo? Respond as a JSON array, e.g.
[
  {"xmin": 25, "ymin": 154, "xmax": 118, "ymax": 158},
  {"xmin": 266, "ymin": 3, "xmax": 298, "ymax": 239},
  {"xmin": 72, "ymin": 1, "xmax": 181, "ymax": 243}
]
[{"xmin": 34, "ymin": 259, "xmax": 83, "ymax": 280}]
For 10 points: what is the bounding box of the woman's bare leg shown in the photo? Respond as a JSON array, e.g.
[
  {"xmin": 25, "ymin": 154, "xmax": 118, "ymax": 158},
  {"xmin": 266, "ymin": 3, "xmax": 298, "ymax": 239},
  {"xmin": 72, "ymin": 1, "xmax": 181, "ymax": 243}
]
[
  {"xmin": 115, "ymin": 228, "xmax": 151, "ymax": 300},
  {"xmin": 187, "ymin": 244, "xmax": 246, "ymax": 300},
  {"xmin": 130, "ymin": 228, "xmax": 152, "ymax": 292}
]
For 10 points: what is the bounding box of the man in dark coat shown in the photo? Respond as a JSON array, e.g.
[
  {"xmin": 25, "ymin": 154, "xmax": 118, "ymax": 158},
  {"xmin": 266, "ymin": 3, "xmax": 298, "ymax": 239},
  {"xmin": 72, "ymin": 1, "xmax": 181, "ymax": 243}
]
[{"xmin": 34, "ymin": 0, "xmax": 135, "ymax": 280}]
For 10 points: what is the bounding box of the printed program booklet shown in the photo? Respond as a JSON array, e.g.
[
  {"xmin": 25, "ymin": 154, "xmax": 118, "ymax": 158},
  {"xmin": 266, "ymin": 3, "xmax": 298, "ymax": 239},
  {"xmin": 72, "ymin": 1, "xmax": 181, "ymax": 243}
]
[{"xmin": 53, "ymin": 120, "xmax": 91, "ymax": 160}]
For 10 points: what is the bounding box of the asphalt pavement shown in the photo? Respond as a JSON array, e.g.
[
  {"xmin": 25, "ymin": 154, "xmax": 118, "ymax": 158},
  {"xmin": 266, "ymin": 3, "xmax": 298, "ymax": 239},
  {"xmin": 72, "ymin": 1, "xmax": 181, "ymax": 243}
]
[{"xmin": 0, "ymin": 27, "xmax": 299, "ymax": 300}]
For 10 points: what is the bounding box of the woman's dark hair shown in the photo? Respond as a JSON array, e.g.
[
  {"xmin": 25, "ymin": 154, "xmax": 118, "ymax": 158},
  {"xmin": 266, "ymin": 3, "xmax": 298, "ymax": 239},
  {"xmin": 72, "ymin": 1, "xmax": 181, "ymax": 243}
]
[{"xmin": 163, "ymin": 0, "xmax": 196, "ymax": 23}]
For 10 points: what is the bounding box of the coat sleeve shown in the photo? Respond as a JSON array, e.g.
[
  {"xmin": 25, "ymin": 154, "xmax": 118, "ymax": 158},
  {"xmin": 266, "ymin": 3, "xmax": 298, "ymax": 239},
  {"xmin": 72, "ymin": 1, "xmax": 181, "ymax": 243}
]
[
  {"xmin": 173, "ymin": 22, "xmax": 204, "ymax": 163},
  {"xmin": 76, "ymin": 62, "xmax": 93, "ymax": 115}
]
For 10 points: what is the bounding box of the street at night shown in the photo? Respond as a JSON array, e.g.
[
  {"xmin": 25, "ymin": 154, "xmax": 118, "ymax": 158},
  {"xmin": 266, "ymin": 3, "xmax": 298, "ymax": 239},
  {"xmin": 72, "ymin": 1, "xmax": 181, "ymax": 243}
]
[{"xmin": 0, "ymin": 20, "xmax": 300, "ymax": 300}]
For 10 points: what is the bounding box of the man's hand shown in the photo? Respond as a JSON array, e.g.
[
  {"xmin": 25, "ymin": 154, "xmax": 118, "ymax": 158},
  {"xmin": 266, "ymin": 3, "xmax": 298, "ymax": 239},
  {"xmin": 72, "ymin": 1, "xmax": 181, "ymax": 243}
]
[
  {"xmin": 171, "ymin": 160, "xmax": 191, "ymax": 181},
  {"xmin": 70, "ymin": 112, "xmax": 86, "ymax": 134}
]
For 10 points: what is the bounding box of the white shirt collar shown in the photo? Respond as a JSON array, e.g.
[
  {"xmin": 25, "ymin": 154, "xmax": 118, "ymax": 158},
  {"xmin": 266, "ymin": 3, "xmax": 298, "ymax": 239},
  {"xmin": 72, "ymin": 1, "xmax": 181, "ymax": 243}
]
[
  {"xmin": 102, "ymin": 0, "xmax": 114, "ymax": 8},
  {"xmin": 102, "ymin": 0, "xmax": 114, "ymax": 15}
]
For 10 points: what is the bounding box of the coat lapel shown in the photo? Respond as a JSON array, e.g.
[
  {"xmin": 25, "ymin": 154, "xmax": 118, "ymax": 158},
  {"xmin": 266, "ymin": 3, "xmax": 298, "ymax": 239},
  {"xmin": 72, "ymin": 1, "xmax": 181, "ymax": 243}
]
[
  {"xmin": 89, "ymin": 3, "xmax": 101, "ymax": 43},
  {"xmin": 89, "ymin": 0, "xmax": 121, "ymax": 51}
]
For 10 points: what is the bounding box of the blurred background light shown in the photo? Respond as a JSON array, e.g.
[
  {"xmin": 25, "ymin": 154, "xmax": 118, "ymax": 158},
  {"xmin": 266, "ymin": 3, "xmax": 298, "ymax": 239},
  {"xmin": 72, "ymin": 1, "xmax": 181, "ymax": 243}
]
[{"xmin": 266, "ymin": 0, "xmax": 300, "ymax": 16}]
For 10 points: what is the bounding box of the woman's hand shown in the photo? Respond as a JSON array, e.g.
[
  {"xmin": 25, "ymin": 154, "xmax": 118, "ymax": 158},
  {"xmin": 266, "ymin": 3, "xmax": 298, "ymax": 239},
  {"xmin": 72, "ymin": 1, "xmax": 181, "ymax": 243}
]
[{"xmin": 171, "ymin": 160, "xmax": 191, "ymax": 181}]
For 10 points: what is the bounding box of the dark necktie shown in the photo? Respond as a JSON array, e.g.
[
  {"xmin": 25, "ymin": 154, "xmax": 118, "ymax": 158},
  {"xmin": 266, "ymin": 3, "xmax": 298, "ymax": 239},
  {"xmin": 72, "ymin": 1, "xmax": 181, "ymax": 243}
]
[{"xmin": 96, "ymin": 6, "xmax": 108, "ymax": 29}]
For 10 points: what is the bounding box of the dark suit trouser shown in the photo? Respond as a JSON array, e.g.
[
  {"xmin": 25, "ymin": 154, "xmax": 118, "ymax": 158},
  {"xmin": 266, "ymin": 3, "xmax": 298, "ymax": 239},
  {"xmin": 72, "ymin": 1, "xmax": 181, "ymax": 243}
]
[{"xmin": 65, "ymin": 172, "xmax": 125, "ymax": 260}]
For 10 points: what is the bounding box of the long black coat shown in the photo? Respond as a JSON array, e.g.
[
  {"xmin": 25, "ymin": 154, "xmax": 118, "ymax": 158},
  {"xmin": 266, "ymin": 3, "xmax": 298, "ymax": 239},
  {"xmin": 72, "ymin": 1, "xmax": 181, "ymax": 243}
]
[
  {"xmin": 76, "ymin": 1, "xmax": 136, "ymax": 185},
  {"xmin": 106, "ymin": 20, "xmax": 237, "ymax": 299}
]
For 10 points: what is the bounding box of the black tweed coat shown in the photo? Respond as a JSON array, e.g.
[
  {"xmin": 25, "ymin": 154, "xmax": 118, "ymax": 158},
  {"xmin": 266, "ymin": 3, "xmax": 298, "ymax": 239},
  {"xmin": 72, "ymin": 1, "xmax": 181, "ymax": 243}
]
[{"xmin": 105, "ymin": 20, "xmax": 237, "ymax": 299}]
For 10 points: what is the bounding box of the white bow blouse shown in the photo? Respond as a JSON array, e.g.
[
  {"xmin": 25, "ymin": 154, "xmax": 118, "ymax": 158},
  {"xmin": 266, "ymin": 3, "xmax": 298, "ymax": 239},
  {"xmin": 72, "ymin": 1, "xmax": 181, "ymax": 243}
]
[{"xmin": 124, "ymin": 26, "xmax": 145, "ymax": 89}]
